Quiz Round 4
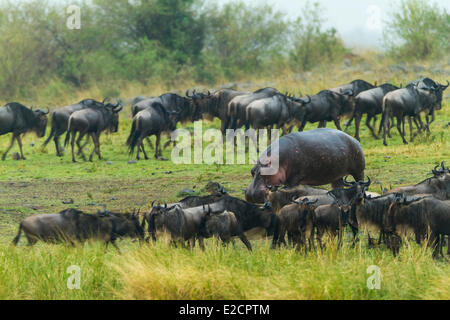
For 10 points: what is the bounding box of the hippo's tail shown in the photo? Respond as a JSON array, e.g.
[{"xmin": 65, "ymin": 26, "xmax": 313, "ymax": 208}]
[{"xmin": 12, "ymin": 223, "xmax": 23, "ymax": 246}]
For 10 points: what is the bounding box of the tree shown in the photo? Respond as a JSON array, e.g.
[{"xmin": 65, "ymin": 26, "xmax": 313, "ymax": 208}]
[{"xmin": 384, "ymin": 0, "xmax": 449, "ymax": 60}]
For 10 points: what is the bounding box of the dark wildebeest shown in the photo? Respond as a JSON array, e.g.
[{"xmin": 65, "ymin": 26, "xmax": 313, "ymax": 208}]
[
  {"xmin": 43, "ymin": 99, "xmax": 106, "ymax": 156},
  {"xmin": 267, "ymin": 185, "xmax": 328, "ymax": 213},
  {"xmin": 245, "ymin": 94, "xmax": 311, "ymax": 133},
  {"xmin": 296, "ymin": 90, "xmax": 354, "ymax": 131},
  {"xmin": 313, "ymin": 202, "xmax": 351, "ymax": 250},
  {"xmin": 12, "ymin": 209, "xmax": 143, "ymax": 251},
  {"xmin": 199, "ymin": 207, "xmax": 252, "ymax": 250},
  {"xmin": 331, "ymin": 79, "xmax": 376, "ymax": 128},
  {"xmin": 127, "ymin": 102, "xmax": 178, "ymax": 160},
  {"xmin": 381, "ymin": 83, "xmax": 441, "ymax": 146},
  {"xmin": 406, "ymin": 78, "xmax": 449, "ymax": 132},
  {"xmin": 228, "ymin": 87, "xmax": 279, "ymax": 130},
  {"xmin": 145, "ymin": 196, "xmax": 275, "ymax": 249},
  {"xmin": 187, "ymin": 89, "xmax": 248, "ymax": 134},
  {"xmin": 349, "ymin": 83, "xmax": 400, "ymax": 141},
  {"xmin": 271, "ymin": 198, "xmax": 317, "ymax": 251},
  {"xmin": 0, "ymin": 102, "xmax": 49, "ymax": 160},
  {"xmin": 245, "ymin": 128, "xmax": 365, "ymax": 203},
  {"xmin": 386, "ymin": 163, "xmax": 450, "ymax": 200},
  {"xmin": 64, "ymin": 100, "xmax": 123, "ymax": 162},
  {"xmin": 386, "ymin": 194, "xmax": 450, "ymax": 258}
]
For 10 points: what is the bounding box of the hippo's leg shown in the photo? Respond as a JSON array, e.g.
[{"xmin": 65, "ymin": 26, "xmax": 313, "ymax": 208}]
[{"xmin": 331, "ymin": 178, "xmax": 344, "ymax": 189}]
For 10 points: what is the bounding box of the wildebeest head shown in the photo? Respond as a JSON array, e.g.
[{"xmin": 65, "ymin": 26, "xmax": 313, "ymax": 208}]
[
  {"xmin": 186, "ymin": 90, "xmax": 214, "ymax": 122},
  {"xmin": 331, "ymin": 176, "xmax": 372, "ymax": 205},
  {"xmin": 31, "ymin": 107, "xmax": 49, "ymax": 137},
  {"xmin": 104, "ymin": 99, "xmax": 123, "ymax": 133},
  {"xmin": 432, "ymin": 161, "xmax": 450, "ymax": 176}
]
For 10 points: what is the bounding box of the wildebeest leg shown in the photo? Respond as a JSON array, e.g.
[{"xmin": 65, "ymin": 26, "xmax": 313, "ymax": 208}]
[
  {"xmin": 396, "ymin": 116, "xmax": 408, "ymax": 144},
  {"xmin": 318, "ymin": 121, "xmax": 327, "ymax": 128},
  {"xmin": 71, "ymin": 131, "xmax": 77, "ymax": 162},
  {"xmin": 155, "ymin": 134, "xmax": 161, "ymax": 159},
  {"xmin": 76, "ymin": 132, "xmax": 88, "ymax": 161},
  {"xmin": 428, "ymin": 232, "xmax": 440, "ymax": 259},
  {"xmin": 89, "ymin": 134, "xmax": 97, "ymax": 162},
  {"xmin": 16, "ymin": 135, "xmax": 26, "ymax": 160},
  {"xmin": 367, "ymin": 232, "xmax": 375, "ymax": 248},
  {"xmin": 198, "ymin": 237, "xmax": 205, "ymax": 250},
  {"xmin": 238, "ymin": 233, "xmax": 252, "ymax": 251},
  {"xmin": 408, "ymin": 117, "xmax": 415, "ymax": 142},
  {"xmin": 145, "ymin": 137, "xmax": 154, "ymax": 150},
  {"xmin": 54, "ymin": 134, "xmax": 63, "ymax": 157},
  {"xmin": 333, "ymin": 117, "xmax": 342, "ymax": 131},
  {"xmin": 140, "ymin": 140, "xmax": 149, "ymax": 160},
  {"xmin": 354, "ymin": 112, "xmax": 362, "ymax": 141},
  {"xmin": 345, "ymin": 116, "xmax": 354, "ymax": 130},
  {"xmin": 350, "ymin": 225, "xmax": 359, "ymax": 248},
  {"xmin": 2, "ymin": 134, "xmax": 16, "ymax": 161},
  {"xmin": 366, "ymin": 115, "xmax": 378, "ymax": 139}
]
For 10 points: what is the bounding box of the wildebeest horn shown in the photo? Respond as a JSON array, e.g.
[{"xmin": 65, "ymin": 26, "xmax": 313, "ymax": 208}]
[
  {"xmin": 302, "ymin": 95, "xmax": 312, "ymax": 104},
  {"xmin": 102, "ymin": 98, "xmax": 110, "ymax": 104},
  {"xmin": 305, "ymin": 199, "xmax": 318, "ymax": 206},
  {"xmin": 441, "ymin": 161, "xmax": 446, "ymax": 169},
  {"xmin": 151, "ymin": 200, "xmax": 156, "ymax": 207},
  {"xmin": 363, "ymin": 176, "xmax": 371, "ymax": 187},
  {"xmin": 440, "ymin": 80, "xmax": 449, "ymax": 89},
  {"xmin": 343, "ymin": 176, "xmax": 354, "ymax": 186},
  {"xmin": 207, "ymin": 91, "xmax": 211, "ymax": 96},
  {"xmin": 45, "ymin": 107, "xmax": 50, "ymax": 114}
]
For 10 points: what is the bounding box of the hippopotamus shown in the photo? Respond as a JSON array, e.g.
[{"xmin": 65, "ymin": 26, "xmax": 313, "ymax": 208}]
[{"xmin": 245, "ymin": 128, "xmax": 366, "ymax": 203}]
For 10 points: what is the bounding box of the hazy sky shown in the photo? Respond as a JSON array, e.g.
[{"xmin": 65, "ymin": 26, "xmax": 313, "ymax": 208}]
[{"xmin": 215, "ymin": 0, "xmax": 450, "ymax": 49}]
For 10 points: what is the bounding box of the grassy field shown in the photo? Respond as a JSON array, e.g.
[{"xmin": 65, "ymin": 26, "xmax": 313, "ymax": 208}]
[{"xmin": 0, "ymin": 61, "xmax": 449, "ymax": 300}]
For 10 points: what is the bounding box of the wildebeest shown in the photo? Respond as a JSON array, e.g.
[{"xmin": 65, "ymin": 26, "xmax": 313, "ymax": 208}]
[
  {"xmin": 127, "ymin": 102, "xmax": 178, "ymax": 160},
  {"xmin": 381, "ymin": 83, "xmax": 441, "ymax": 146},
  {"xmin": 188, "ymin": 89, "xmax": 248, "ymax": 134},
  {"xmin": 271, "ymin": 198, "xmax": 317, "ymax": 251},
  {"xmin": 245, "ymin": 94, "xmax": 311, "ymax": 132},
  {"xmin": 199, "ymin": 207, "xmax": 252, "ymax": 250},
  {"xmin": 43, "ymin": 99, "xmax": 106, "ymax": 156},
  {"xmin": 331, "ymin": 79, "xmax": 376, "ymax": 97},
  {"xmin": 296, "ymin": 90, "xmax": 354, "ymax": 131},
  {"xmin": 349, "ymin": 83, "xmax": 400, "ymax": 141},
  {"xmin": 313, "ymin": 202, "xmax": 351, "ymax": 249},
  {"xmin": 386, "ymin": 163, "xmax": 450, "ymax": 200},
  {"xmin": 267, "ymin": 185, "xmax": 328, "ymax": 213},
  {"xmin": 386, "ymin": 194, "xmax": 450, "ymax": 257},
  {"xmin": 245, "ymin": 128, "xmax": 365, "ymax": 203},
  {"xmin": 145, "ymin": 196, "xmax": 275, "ymax": 247},
  {"xmin": 64, "ymin": 100, "xmax": 123, "ymax": 162},
  {"xmin": 0, "ymin": 102, "xmax": 49, "ymax": 160},
  {"xmin": 12, "ymin": 209, "xmax": 143, "ymax": 251},
  {"xmin": 228, "ymin": 87, "xmax": 279, "ymax": 130}
]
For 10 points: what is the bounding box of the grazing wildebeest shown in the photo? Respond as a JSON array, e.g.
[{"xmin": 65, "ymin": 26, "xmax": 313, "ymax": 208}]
[
  {"xmin": 386, "ymin": 163, "xmax": 450, "ymax": 200},
  {"xmin": 267, "ymin": 185, "xmax": 328, "ymax": 213},
  {"xmin": 127, "ymin": 102, "xmax": 178, "ymax": 160},
  {"xmin": 0, "ymin": 102, "xmax": 49, "ymax": 160},
  {"xmin": 271, "ymin": 198, "xmax": 317, "ymax": 251},
  {"xmin": 313, "ymin": 202, "xmax": 351, "ymax": 250},
  {"xmin": 349, "ymin": 83, "xmax": 400, "ymax": 141},
  {"xmin": 386, "ymin": 194, "xmax": 450, "ymax": 258},
  {"xmin": 296, "ymin": 90, "xmax": 354, "ymax": 131},
  {"xmin": 12, "ymin": 209, "xmax": 143, "ymax": 251},
  {"xmin": 43, "ymin": 99, "xmax": 105, "ymax": 156},
  {"xmin": 228, "ymin": 87, "xmax": 279, "ymax": 130},
  {"xmin": 64, "ymin": 100, "xmax": 123, "ymax": 162},
  {"xmin": 245, "ymin": 128, "xmax": 365, "ymax": 203},
  {"xmin": 188, "ymin": 89, "xmax": 248, "ymax": 134},
  {"xmin": 199, "ymin": 207, "xmax": 252, "ymax": 250},
  {"xmin": 381, "ymin": 83, "xmax": 440, "ymax": 146},
  {"xmin": 245, "ymin": 94, "xmax": 311, "ymax": 132}
]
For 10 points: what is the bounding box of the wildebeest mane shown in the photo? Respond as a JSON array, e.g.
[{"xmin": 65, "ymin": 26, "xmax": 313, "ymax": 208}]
[{"xmin": 5, "ymin": 102, "xmax": 37, "ymax": 129}]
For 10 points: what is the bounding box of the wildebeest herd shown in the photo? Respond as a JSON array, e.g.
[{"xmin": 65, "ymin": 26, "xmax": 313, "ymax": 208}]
[
  {"xmin": 11, "ymin": 162, "xmax": 450, "ymax": 258},
  {"xmin": 3, "ymin": 75, "xmax": 450, "ymax": 259},
  {"xmin": 0, "ymin": 77, "xmax": 447, "ymax": 161}
]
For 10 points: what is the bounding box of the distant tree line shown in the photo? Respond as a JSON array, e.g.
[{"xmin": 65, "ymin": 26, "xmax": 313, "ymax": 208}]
[{"xmin": 0, "ymin": 0, "xmax": 447, "ymax": 99}]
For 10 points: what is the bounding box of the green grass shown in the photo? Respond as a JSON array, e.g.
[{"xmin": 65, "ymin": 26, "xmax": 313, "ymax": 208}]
[{"xmin": 0, "ymin": 63, "xmax": 449, "ymax": 300}]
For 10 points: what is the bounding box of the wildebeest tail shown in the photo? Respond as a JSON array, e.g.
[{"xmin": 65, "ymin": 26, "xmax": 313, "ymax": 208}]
[
  {"xmin": 12, "ymin": 223, "xmax": 23, "ymax": 246},
  {"xmin": 127, "ymin": 118, "xmax": 141, "ymax": 155},
  {"xmin": 379, "ymin": 96, "xmax": 388, "ymax": 135}
]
